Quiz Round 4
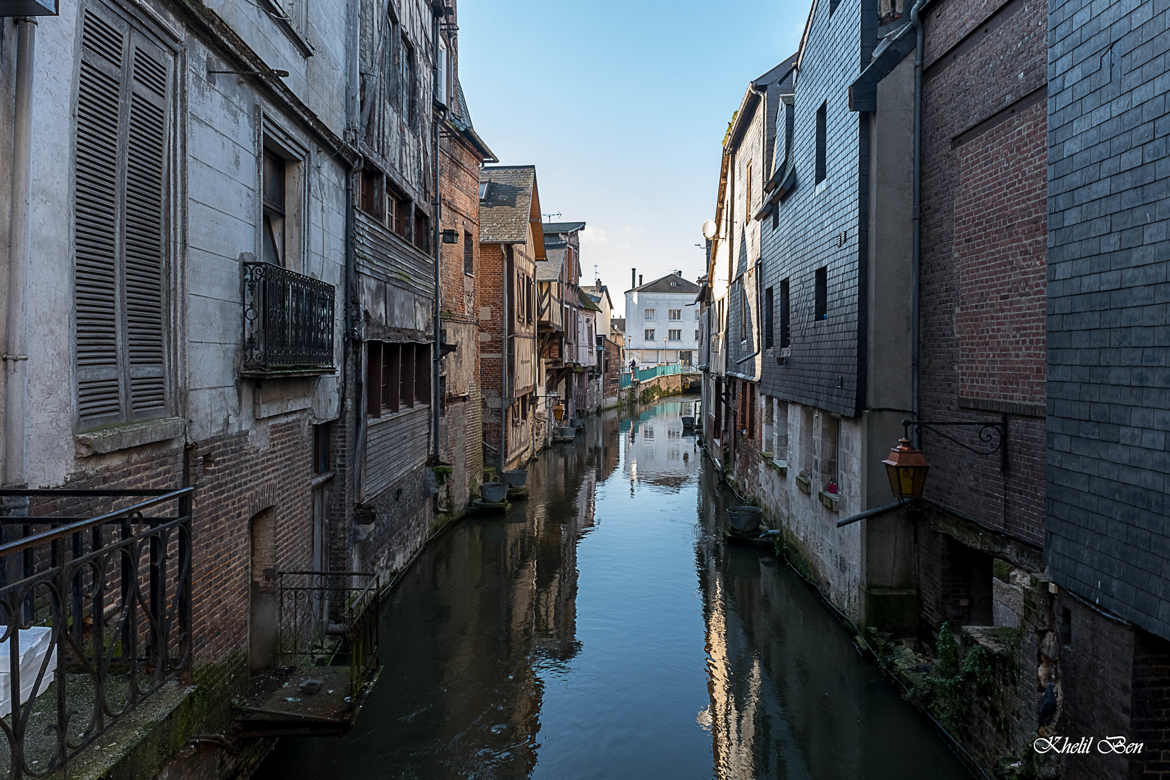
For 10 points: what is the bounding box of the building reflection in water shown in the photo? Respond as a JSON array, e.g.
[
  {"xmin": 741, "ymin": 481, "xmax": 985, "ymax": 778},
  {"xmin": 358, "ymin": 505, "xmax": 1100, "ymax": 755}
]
[{"xmin": 260, "ymin": 398, "xmax": 966, "ymax": 779}]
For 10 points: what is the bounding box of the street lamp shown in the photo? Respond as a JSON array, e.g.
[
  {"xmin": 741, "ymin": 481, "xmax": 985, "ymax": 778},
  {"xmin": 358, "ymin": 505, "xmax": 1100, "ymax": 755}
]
[
  {"xmin": 882, "ymin": 437, "xmax": 929, "ymax": 502},
  {"xmin": 837, "ymin": 416, "xmax": 1007, "ymax": 527}
]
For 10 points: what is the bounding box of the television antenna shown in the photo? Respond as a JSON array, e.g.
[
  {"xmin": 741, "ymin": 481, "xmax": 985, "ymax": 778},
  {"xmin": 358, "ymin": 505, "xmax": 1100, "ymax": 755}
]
[{"xmin": 542, "ymin": 212, "xmax": 562, "ymax": 222}]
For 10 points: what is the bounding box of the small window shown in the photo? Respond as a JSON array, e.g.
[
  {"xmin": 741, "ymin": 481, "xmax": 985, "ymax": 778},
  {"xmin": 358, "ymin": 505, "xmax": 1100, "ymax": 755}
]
[
  {"xmin": 815, "ymin": 267, "xmax": 827, "ymax": 321},
  {"xmin": 262, "ymin": 148, "xmax": 288, "ymax": 266},
  {"xmin": 645, "ymin": 328, "xmax": 655, "ymax": 341},
  {"xmin": 780, "ymin": 279, "xmax": 791, "ymax": 347},
  {"xmin": 359, "ymin": 169, "xmax": 383, "ymax": 219},
  {"xmin": 764, "ymin": 286, "xmax": 774, "ymax": 349},
  {"xmin": 313, "ymin": 422, "xmax": 332, "ymax": 474},
  {"xmin": 366, "ymin": 342, "xmax": 383, "ymax": 417},
  {"xmin": 402, "ymin": 38, "xmax": 417, "ymax": 124},
  {"xmin": 463, "ymin": 231, "xmax": 474, "ymax": 275},
  {"xmin": 830, "ymin": 0, "xmax": 841, "ymax": 14},
  {"xmin": 815, "ymin": 102, "xmax": 827, "ymax": 185},
  {"xmin": 413, "ymin": 209, "xmax": 430, "ymax": 253},
  {"xmin": 668, "ymin": 329, "xmax": 681, "ymax": 341},
  {"xmin": 415, "ymin": 343, "xmax": 431, "ymax": 406},
  {"xmin": 820, "ymin": 414, "xmax": 839, "ymax": 491},
  {"xmin": 772, "ymin": 207, "xmax": 779, "ymax": 231},
  {"xmin": 745, "ymin": 159, "xmax": 753, "ymax": 212},
  {"xmin": 739, "ymin": 283, "xmax": 747, "ymax": 341},
  {"xmin": 400, "ymin": 343, "xmax": 415, "ymax": 407},
  {"xmin": 774, "ymin": 400, "xmax": 789, "ymax": 462},
  {"xmin": 390, "ymin": 186, "xmax": 411, "ymax": 240},
  {"xmin": 644, "ymin": 308, "xmax": 656, "ymax": 320},
  {"xmin": 382, "ymin": 342, "xmax": 400, "ymax": 412},
  {"xmin": 800, "ymin": 406, "xmax": 814, "ymax": 475},
  {"xmin": 694, "ymin": 329, "xmax": 699, "ymax": 341},
  {"xmin": 669, "ymin": 309, "xmax": 681, "ymax": 320}
]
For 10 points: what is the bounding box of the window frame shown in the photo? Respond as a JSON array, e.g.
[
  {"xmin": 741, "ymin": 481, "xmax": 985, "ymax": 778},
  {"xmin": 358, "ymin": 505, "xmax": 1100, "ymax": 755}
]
[
  {"xmin": 258, "ymin": 115, "xmax": 310, "ymax": 274},
  {"xmin": 463, "ymin": 230, "xmax": 474, "ymax": 276},
  {"xmin": 815, "ymin": 102, "xmax": 827, "ymax": 185},
  {"xmin": 814, "ymin": 267, "xmax": 827, "ymax": 321}
]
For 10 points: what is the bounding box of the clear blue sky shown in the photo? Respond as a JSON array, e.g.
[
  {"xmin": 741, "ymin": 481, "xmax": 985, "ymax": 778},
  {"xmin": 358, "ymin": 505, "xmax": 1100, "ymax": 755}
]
[{"xmin": 457, "ymin": 0, "xmax": 809, "ymax": 317}]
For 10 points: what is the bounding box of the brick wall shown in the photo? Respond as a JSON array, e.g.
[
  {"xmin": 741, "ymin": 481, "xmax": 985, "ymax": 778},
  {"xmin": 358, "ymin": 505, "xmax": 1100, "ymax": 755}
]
[
  {"xmin": 919, "ymin": 0, "xmax": 1048, "ymax": 549},
  {"xmin": 1046, "ymin": 0, "xmax": 1170, "ymax": 639},
  {"xmin": 759, "ymin": 0, "xmax": 874, "ymax": 417},
  {"xmin": 1132, "ymin": 630, "xmax": 1170, "ymax": 779}
]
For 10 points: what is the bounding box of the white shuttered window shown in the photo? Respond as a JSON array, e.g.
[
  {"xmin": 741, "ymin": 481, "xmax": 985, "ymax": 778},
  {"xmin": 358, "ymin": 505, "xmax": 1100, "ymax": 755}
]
[{"xmin": 74, "ymin": 2, "xmax": 172, "ymax": 428}]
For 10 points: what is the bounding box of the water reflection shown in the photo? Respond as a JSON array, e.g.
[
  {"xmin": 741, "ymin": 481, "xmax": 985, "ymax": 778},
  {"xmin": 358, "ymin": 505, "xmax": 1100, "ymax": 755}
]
[{"xmin": 260, "ymin": 397, "xmax": 967, "ymax": 779}]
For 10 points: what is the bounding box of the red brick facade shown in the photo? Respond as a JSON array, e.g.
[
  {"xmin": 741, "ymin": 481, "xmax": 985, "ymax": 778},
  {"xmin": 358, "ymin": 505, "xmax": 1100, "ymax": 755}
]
[{"xmin": 919, "ymin": 0, "xmax": 1048, "ymax": 549}]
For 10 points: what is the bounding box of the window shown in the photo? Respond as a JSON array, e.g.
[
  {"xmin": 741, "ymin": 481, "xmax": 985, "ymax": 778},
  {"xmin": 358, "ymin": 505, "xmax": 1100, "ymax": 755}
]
[
  {"xmin": 313, "ymin": 421, "xmax": 332, "ymax": 474},
  {"xmin": 400, "ymin": 343, "xmax": 415, "ymax": 406},
  {"xmin": 815, "ymin": 102, "xmax": 827, "ymax": 184},
  {"xmin": 669, "ymin": 309, "xmax": 681, "ymax": 320},
  {"xmin": 780, "ymin": 279, "xmax": 791, "ymax": 347},
  {"xmin": 401, "ymin": 37, "xmax": 417, "ymax": 124},
  {"xmin": 386, "ymin": 182, "xmax": 408, "ymax": 239},
  {"xmin": 763, "ymin": 396, "xmax": 774, "ymax": 452},
  {"xmin": 73, "ymin": 5, "xmax": 174, "ymax": 427},
  {"xmin": 262, "ymin": 148, "xmax": 287, "ymax": 266},
  {"xmin": 645, "ymin": 329, "xmax": 655, "ymax": 341},
  {"xmin": 774, "ymin": 399, "xmax": 789, "ymax": 462},
  {"xmin": 644, "ymin": 308, "xmax": 656, "ymax": 320},
  {"xmin": 815, "ymin": 267, "xmax": 827, "ymax": 321},
  {"xmin": 413, "ymin": 209, "xmax": 430, "ymax": 253},
  {"xmin": 463, "ymin": 231, "xmax": 474, "ymax": 275},
  {"xmin": 764, "ymin": 286, "xmax": 774, "ymax": 348},
  {"xmin": 359, "ymin": 169, "xmax": 383, "ymax": 219},
  {"xmin": 695, "ymin": 329, "xmax": 700, "ymax": 341},
  {"xmin": 745, "ymin": 159, "xmax": 753, "ymax": 212},
  {"xmin": 366, "ymin": 341, "xmax": 429, "ymax": 415},
  {"xmin": 800, "ymin": 406, "xmax": 814, "ymax": 475},
  {"xmin": 668, "ymin": 329, "xmax": 681, "ymax": 341},
  {"xmin": 820, "ymin": 415, "xmax": 839, "ymax": 490}
]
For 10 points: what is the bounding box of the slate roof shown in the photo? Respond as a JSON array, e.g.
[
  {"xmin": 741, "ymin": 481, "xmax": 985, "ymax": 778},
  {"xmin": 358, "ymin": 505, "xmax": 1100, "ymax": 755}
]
[
  {"xmin": 581, "ymin": 284, "xmax": 613, "ymax": 310},
  {"xmin": 480, "ymin": 166, "xmax": 537, "ymax": 244},
  {"xmin": 632, "ymin": 272, "xmax": 701, "ymax": 294},
  {"xmin": 578, "ymin": 288, "xmax": 601, "ymax": 312},
  {"xmin": 537, "ymin": 247, "xmax": 565, "ymax": 281},
  {"xmin": 542, "ymin": 221, "xmax": 586, "ymax": 235}
]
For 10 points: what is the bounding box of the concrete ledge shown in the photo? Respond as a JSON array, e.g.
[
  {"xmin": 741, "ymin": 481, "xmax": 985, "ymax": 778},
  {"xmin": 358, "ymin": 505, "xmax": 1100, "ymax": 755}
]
[
  {"xmin": 253, "ymin": 378, "xmax": 315, "ymax": 419},
  {"xmin": 58, "ymin": 681, "xmax": 196, "ymax": 780},
  {"xmin": 75, "ymin": 417, "xmax": 185, "ymax": 457}
]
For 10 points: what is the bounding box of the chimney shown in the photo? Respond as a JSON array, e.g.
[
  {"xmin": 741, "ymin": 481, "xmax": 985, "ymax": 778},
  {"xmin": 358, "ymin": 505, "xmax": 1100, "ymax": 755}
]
[
  {"xmin": 631, "ymin": 268, "xmax": 636, "ymax": 289},
  {"xmin": 675, "ymin": 269, "xmax": 682, "ymax": 277},
  {"xmin": 639, "ymin": 274, "xmax": 643, "ymax": 286}
]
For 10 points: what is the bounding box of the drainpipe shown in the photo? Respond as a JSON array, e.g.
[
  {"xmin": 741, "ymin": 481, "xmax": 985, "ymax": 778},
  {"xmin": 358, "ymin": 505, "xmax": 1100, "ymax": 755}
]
[
  {"xmin": 4, "ymin": 18, "xmax": 36, "ymax": 488},
  {"xmin": 346, "ymin": 0, "xmax": 365, "ymax": 511},
  {"xmin": 430, "ymin": 6, "xmax": 442, "ymax": 463},
  {"xmin": 501, "ymin": 246, "xmax": 510, "ymax": 473},
  {"xmin": 909, "ymin": 0, "xmax": 926, "ymax": 441}
]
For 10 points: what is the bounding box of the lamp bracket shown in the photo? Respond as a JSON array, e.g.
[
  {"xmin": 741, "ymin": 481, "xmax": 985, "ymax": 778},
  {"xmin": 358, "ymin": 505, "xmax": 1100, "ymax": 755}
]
[{"xmin": 901, "ymin": 416, "xmax": 1008, "ymax": 472}]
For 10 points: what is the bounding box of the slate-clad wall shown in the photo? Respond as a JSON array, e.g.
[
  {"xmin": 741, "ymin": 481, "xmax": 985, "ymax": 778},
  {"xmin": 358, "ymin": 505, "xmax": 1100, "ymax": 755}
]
[
  {"xmin": 1046, "ymin": 0, "xmax": 1170, "ymax": 639},
  {"xmin": 759, "ymin": 0, "xmax": 871, "ymax": 417}
]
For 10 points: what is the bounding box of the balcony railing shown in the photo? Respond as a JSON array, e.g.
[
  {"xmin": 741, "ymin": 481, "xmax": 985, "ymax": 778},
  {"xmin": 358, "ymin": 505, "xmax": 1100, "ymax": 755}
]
[
  {"xmin": 234, "ymin": 571, "xmax": 379, "ymax": 738},
  {"xmin": 242, "ymin": 262, "xmax": 336, "ymax": 376},
  {"xmin": 0, "ymin": 487, "xmax": 194, "ymax": 779}
]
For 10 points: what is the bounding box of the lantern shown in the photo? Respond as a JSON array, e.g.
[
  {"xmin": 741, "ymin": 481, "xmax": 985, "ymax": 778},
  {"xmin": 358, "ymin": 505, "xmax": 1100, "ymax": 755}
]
[
  {"xmin": 882, "ymin": 437, "xmax": 929, "ymax": 502},
  {"xmin": 553, "ymin": 402, "xmax": 565, "ymax": 423}
]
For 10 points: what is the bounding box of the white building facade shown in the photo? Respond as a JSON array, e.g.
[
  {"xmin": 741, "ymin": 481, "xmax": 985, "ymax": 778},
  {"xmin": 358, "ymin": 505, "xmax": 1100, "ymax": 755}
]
[{"xmin": 624, "ymin": 271, "xmax": 701, "ymax": 367}]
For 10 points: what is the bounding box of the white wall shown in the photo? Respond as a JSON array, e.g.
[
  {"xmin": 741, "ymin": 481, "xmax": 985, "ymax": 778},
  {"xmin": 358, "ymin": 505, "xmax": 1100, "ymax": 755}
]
[{"xmin": 624, "ymin": 289, "xmax": 700, "ymax": 364}]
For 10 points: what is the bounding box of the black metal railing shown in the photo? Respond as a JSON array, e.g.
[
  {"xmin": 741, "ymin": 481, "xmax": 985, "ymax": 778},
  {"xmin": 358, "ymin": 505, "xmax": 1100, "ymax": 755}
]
[
  {"xmin": 276, "ymin": 572, "xmax": 378, "ymax": 692},
  {"xmin": 242, "ymin": 262, "xmax": 335, "ymax": 375},
  {"xmin": 0, "ymin": 488, "xmax": 193, "ymax": 779}
]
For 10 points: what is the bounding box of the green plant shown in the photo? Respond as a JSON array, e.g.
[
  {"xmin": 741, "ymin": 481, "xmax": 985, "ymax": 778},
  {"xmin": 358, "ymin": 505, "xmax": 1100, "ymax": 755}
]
[{"xmin": 925, "ymin": 622, "xmax": 994, "ymax": 728}]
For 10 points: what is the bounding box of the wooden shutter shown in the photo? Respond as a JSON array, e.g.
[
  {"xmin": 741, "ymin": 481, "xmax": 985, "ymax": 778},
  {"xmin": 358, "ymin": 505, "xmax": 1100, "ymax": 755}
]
[
  {"xmin": 124, "ymin": 35, "xmax": 170, "ymax": 416},
  {"xmin": 75, "ymin": 7, "xmax": 129, "ymax": 424},
  {"xmin": 74, "ymin": 3, "xmax": 171, "ymax": 426}
]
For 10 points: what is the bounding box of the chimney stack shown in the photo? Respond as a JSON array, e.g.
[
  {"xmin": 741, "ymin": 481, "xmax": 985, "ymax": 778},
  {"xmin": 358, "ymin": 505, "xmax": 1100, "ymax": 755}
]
[
  {"xmin": 631, "ymin": 268, "xmax": 636, "ymax": 290},
  {"xmin": 639, "ymin": 274, "xmax": 643, "ymax": 286}
]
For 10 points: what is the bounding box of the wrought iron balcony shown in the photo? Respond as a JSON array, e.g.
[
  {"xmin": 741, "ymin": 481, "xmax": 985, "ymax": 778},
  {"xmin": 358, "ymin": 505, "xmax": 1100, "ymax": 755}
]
[
  {"xmin": 0, "ymin": 487, "xmax": 193, "ymax": 779},
  {"xmin": 242, "ymin": 262, "xmax": 336, "ymax": 376}
]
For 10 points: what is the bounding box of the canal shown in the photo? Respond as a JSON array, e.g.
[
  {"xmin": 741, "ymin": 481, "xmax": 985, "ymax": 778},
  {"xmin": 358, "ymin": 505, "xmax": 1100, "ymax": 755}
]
[{"xmin": 260, "ymin": 397, "xmax": 970, "ymax": 779}]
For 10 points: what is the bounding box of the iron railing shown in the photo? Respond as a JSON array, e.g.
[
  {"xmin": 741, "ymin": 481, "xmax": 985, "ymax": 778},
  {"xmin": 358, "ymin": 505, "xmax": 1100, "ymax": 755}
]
[
  {"xmin": 276, "ymin": 572, "xmax": 378, "ymax": 692},
  {"xmin": 242, "ymin": 261, "xmax": 335, "ymax": 375},
  {"xmin": 0, "ymin": 487, "xmax": 193, "ymax": 779}
]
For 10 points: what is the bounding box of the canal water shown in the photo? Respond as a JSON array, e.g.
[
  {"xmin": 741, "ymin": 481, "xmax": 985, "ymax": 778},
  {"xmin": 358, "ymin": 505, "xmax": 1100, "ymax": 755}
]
[{"xmin": 260, "ymin": 397, "xmax": 970, "ymax": 779}]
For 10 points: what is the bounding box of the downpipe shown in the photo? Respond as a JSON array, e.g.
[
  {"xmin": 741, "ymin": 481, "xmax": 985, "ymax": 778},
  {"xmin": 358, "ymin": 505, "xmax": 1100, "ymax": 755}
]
[
  {"xmin": 910, "ymin": 0, "xmax": 927, "ymax": 443},
  {"xmin": 430, "ymin": 7, "xmax": 442, "ymax": 464},
  {"xmin": 3, "ymin": 17, "xmax": 36, "ymax": 489}
]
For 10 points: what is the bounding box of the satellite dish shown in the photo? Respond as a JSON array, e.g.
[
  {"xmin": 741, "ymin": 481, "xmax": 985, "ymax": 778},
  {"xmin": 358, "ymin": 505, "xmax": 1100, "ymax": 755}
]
[{"xmin": 701, "ymin": 220, "xmax": 717, "ymax": 240}]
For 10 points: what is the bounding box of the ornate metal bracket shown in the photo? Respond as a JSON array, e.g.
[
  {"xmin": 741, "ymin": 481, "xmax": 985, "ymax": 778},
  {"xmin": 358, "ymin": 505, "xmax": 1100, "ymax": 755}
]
[{"xmin": 901, "ymin": 416, "xmax": 1008, "ymax": 473}]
